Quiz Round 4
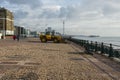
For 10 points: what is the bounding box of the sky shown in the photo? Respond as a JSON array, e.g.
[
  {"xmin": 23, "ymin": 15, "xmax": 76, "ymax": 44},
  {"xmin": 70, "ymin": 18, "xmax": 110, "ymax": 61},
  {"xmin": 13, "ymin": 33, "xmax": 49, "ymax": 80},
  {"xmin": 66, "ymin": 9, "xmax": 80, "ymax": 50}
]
[{"xmin": 0, "ymin": 0, "xmax": 120, "ymax": 36}]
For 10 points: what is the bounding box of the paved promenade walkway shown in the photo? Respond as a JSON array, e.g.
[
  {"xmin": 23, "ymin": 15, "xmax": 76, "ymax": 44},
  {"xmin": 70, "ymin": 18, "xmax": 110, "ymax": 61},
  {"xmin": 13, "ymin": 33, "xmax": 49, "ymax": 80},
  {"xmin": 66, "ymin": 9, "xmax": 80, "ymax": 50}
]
[{"xmin": 0, "ymin": 38, "xmax": 120, "ymax": 80}]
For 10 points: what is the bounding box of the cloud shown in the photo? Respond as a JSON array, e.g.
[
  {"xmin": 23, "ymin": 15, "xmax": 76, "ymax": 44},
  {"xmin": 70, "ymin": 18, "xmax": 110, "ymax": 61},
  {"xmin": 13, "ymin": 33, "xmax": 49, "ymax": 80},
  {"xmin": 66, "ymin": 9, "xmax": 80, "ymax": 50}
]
[
  {"xmin": 0, "ymin": 0, "xmax": 42, "ymax": 9},
  {"xmin": 1, "ymin": 0, "xmax": 120, "ymax": 36},
  {"xmin": 59, "ymin": 7, "xmax": 68, "ymax": 18},
  {"xmin": 39, "ymin": 10, "xmax": 59, "ymax": 19},
  {"xmin": 102, "ymin": 2, "xmax": 120, "ymax": 17},
  {"xmin": 14, "ymin": 10, "xmax": 28, "ymax": 19}
]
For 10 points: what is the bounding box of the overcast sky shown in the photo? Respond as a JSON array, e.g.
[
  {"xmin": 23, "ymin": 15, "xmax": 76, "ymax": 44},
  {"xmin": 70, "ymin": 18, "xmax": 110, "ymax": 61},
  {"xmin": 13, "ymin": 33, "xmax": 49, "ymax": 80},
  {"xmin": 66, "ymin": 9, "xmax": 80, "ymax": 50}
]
[{"xmin": 0, "ymin": 0, "xmax": 120, "ymax": 36}]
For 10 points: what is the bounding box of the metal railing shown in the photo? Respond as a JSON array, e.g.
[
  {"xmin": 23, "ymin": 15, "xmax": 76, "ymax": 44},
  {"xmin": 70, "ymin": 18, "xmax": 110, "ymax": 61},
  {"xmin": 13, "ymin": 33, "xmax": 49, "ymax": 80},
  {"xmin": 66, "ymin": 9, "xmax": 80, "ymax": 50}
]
[{"xmin": 67, "ymin": 38, "xmax": 120, "ymax": 59}]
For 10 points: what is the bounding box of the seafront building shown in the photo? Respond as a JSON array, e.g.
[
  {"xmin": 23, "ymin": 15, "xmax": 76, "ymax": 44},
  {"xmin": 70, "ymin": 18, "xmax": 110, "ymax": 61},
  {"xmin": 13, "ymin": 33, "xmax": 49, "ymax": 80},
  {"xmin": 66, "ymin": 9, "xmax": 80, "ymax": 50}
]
[
  {"xmin": 15, "ymin": 26, "xmax": 34, "ymax": 37},
  {"xmin": 30, "ymin": 31, "xmax": 39, "ymax": 37},
  {"xmin": 0, "ymin": 7, "xmax": 14, "ymax": 38},
  {"xmin": 14, "ymin": 26, "xmax": 26, "ymax": 37}
]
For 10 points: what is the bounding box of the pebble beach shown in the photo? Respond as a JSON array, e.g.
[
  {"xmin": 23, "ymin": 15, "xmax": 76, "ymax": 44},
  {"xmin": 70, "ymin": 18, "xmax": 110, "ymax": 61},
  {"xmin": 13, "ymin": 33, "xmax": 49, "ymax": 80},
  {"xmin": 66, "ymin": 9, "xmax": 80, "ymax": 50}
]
[{"xmin": 0, "ymin": 38, "xmax": 120, "ymax": 80}]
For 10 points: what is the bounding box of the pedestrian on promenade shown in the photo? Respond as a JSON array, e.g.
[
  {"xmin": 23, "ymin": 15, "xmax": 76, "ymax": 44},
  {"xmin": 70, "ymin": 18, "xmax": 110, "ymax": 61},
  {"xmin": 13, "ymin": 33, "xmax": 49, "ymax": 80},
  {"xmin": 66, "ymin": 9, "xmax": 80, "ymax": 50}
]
[
  {"xmin": 13, "ymin": 35, "xmax": 16, "ymax": 40},
  {"xmin": 16, "ymin": 35, "xmax": 20, "ymax": 41}
]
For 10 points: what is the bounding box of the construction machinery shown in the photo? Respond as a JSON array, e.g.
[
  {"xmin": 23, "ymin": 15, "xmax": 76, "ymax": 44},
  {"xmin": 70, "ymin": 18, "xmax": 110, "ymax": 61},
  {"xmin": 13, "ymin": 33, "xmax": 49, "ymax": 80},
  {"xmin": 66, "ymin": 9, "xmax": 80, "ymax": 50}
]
[{"xmin": 40, "ymin": 29, "xmax": 63, "ymax": 43}]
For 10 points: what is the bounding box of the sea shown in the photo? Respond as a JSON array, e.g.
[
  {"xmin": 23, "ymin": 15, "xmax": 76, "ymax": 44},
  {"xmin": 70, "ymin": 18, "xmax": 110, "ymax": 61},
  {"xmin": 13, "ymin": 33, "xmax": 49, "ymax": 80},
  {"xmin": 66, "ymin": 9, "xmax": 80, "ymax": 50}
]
[{"xmin": 73, "ymin": 36, "xmax": 120, "ymax": 49}]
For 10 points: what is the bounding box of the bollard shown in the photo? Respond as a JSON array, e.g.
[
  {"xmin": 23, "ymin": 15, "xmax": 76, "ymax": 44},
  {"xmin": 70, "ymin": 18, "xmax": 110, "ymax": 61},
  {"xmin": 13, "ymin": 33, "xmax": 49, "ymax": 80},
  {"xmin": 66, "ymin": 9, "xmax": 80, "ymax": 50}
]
[{"xmin": 109, "ymin": 44, "xmax": 114, "ymax": 57}]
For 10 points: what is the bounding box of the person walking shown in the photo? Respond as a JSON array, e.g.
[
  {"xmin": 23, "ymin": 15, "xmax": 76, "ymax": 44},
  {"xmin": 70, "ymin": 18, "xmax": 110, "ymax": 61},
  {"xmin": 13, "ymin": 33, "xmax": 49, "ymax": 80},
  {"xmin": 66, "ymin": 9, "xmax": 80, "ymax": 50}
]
[
  {"xmin": 16, "ymin": 35, "xmax": 20, "ymax": 41},
  {"xmin": 13, "ymin": 35, "xmax": 16, "ymax": 40}
]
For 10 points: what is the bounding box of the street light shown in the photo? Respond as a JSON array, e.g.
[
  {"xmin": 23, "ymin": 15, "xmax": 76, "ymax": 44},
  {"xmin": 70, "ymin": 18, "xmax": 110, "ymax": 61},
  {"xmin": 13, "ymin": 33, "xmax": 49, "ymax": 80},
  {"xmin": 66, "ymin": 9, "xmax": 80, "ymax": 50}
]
[
  {"xmin": 0, "ymin": 18, "xmax": 5, "ymax": 39},
  {"xmin": 3, "ymin": 18, "xmax": 5, "ymax": 39},
  {"xmin": 63, "ymin": 20, "xmax": 65, "ymax": 35}
]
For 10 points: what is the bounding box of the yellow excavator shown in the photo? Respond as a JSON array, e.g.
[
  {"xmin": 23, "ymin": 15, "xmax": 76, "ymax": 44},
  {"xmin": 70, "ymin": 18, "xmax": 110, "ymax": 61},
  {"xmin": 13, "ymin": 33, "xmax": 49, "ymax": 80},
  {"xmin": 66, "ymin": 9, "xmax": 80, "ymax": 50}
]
[{"xmin": 40, "ymin": 30, "xmax": 63, "ymax": 43}]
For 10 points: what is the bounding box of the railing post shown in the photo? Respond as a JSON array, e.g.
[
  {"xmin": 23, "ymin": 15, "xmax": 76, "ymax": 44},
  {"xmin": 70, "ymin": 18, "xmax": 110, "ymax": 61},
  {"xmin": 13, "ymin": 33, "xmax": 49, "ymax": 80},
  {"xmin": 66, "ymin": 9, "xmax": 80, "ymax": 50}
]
[
  {"xmin": 82, "ymin": 40, "xmax": 84, "ymax": 46},
  {"xmin": 84, "ymin": 40, "xmax": 86, "ymax": 48},
  {"xmin": 109, "ymin": 44, "xmax": 114, "ymax": 57},
  {"xmin": 90, "ymin": 41, "xmax": 93, "ymax": 51},
  {"xmin": 83, "ymin": 40, "xmax": 85, "ymax": 46},
  {"xmin": 114, "ymin": 51, "xmax": 120, "ymax": 58},
  {"xmin": 104, "ymin": 47, "xmax": 109, "ymax": 55},
  {"xmin": 81, "ymin": 40, "xmax": 82, "ymax": 46},
  {"xmin": 87, "ymin": 41, "xmax": 89, "ymax": 50},
  {"xmin": 85, "ymin": 41, "xmax": 89, "ymax": 53},
  {"xmin": 95, "ymin": 42, "xmax": 98, "ymax": 52},
  {"xmin": 80, "ymin": 40, "xmax": 82, "ymax": 45},
  {"xmin": 101, "ymin": 42, "xmax": 104, "ymax": 54}
]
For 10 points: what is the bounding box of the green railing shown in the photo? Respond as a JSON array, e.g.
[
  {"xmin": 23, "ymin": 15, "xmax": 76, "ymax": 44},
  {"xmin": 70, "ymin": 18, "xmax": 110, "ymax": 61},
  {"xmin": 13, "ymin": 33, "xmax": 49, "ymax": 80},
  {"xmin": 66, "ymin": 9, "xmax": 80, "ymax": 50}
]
[{"xmin": 68, "ymin": 38, "xmax": 120, "ymax": 59}]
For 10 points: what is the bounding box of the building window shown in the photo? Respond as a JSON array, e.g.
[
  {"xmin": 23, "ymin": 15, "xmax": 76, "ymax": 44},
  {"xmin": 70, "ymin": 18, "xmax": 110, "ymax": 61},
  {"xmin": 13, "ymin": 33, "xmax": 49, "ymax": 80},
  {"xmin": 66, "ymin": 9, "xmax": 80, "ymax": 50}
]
[
  {"xmin": 0, "ymin": 23, "xmax": 3, "ymax": 29},
  {"xmin": 0, "ymin": 13, "xmax": 2, "ymax": 17}
]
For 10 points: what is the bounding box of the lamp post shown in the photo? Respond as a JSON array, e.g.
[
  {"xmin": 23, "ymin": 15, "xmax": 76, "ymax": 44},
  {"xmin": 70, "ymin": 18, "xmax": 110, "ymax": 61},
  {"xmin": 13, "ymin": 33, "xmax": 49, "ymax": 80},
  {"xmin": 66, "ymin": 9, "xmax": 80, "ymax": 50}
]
[
  {"xmin": 3, "ymin": 18, "xmax": 5, "ymax": 39},
  {"xmin": 63, "ymin": 20, "xmax": 65, "ymax": 35},
  {"xmin": 0, "ymin": 18, "xmax": 5, "ymax": 39}
]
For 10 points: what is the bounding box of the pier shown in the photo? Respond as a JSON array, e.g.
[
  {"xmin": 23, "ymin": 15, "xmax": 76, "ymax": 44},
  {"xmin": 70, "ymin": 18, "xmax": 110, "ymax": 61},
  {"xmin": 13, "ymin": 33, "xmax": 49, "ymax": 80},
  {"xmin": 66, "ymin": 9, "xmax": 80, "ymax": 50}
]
[{"xmin": 0, "ymin": 38, "xmax": 120, "ymax": 80}]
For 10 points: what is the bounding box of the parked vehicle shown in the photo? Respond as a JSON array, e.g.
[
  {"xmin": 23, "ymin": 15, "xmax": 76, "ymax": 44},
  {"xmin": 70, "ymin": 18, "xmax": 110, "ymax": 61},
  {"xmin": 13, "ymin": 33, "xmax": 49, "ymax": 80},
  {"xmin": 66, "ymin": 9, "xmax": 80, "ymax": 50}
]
[{"xmin": 40, "ymin": 31, "xmax": 63, "ymax": 43}]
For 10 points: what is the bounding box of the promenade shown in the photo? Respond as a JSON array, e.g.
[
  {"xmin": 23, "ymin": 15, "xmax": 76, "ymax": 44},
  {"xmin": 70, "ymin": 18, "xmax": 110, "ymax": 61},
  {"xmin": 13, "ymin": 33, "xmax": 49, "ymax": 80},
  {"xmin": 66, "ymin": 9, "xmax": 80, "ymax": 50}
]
[{"xmin": 0, "ymin": 38, "xmax": 120, "ymax": 80}]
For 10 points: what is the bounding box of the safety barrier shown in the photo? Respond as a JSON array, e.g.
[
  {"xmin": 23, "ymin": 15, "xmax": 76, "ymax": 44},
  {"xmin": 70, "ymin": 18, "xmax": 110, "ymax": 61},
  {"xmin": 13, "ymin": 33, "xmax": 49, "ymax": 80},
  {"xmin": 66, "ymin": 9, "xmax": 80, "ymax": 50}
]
[{"xmin": 68, "ymin": 38, "xmax": 120, "ymax": 59}]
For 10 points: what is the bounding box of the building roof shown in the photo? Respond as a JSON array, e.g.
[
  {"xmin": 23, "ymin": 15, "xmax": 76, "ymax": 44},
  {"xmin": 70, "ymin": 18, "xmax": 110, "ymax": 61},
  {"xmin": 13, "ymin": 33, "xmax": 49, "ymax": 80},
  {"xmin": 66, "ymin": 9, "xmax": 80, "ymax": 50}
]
[
  {"xmin": 0, "ymin": 7, "xmax": 6, "ymax": 10},
  {"xmin": 0, "ymin": 7, "xmax": 12, "ymax": 13}
]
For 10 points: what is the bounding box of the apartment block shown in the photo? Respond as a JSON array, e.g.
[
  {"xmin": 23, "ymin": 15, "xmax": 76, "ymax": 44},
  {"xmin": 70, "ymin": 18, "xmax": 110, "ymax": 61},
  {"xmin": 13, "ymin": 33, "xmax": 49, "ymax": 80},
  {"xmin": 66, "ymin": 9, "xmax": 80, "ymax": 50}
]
[
  {"xmin": 0, "ymin": 7, "xmax": 14, "ymax": 36},
  {"xmin": 14, "ymin": 26, "xmax": 26, "ymax": 37}
]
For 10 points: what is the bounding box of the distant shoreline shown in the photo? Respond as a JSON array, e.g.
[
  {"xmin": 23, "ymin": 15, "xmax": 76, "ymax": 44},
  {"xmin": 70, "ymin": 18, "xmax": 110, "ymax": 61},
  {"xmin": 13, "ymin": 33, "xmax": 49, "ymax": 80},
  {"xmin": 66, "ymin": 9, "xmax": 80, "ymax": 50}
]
[{"xmin": 88, "ymin": 35, "xmax": 100, "ymax": 37}]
